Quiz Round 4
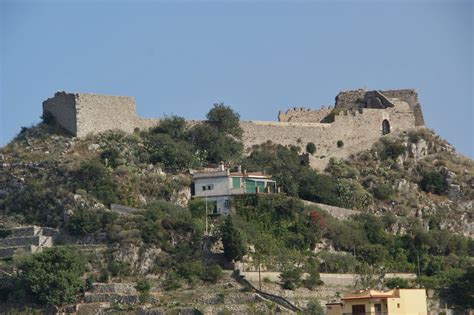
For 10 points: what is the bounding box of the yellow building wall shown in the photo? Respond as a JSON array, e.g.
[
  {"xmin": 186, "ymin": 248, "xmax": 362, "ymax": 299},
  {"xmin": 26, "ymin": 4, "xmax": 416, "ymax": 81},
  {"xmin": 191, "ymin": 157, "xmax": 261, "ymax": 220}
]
[
  {"xmin": 326, "ymin": 304, "xmax": 342, "ymax": 315},
  {"xmin": 386, "ymin": 289, "xmax": 427, "ymax": 315},
  {"xmin": 342, "ymin": 300, "xmax": 389, "ymax": 313}
]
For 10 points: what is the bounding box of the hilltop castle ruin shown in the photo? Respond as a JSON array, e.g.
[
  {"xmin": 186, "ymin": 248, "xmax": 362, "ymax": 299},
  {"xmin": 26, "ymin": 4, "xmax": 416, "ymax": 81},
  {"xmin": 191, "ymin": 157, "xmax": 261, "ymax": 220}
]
[{"xmin": 43, "ymin": 89, "xmax": 425, "ymax": 169}]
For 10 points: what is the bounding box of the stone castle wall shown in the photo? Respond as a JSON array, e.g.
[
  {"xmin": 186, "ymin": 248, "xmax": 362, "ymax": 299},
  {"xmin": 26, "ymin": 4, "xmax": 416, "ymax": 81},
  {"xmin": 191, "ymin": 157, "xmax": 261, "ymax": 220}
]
[
  {"xmin": 42, "ymin": 89, "xmax": 423, "ymax": 170},
  {"xmin": 43, "ymin": 92, "xmax": 77, "ymax": 135},
  {"xmin": 278, "ymin": 107, "xmax": 333, "ymax": 123},
  {"xmin": 242, "ymin": 99, "xmax": 416, "ymax": 169},
  {"xmin": 43, "ymin": 92, "xmax": 160, "ymax": 138}
]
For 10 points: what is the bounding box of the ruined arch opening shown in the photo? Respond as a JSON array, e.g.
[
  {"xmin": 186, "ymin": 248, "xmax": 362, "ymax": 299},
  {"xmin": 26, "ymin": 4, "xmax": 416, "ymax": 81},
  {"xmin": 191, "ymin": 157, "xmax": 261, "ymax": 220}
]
[{"xmin": 382, "ymin": 119, "xmax": 391, "ymax": 135}]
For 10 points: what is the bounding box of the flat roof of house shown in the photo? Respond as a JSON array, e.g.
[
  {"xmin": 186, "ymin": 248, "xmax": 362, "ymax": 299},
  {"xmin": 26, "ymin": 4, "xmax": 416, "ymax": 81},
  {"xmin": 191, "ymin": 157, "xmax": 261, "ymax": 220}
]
[
  {"xmin": 341, "ymin": 289, "xmax": 397, "ymax": 300},
  {"xmin": 193, "ymin": 170, "xmax": 273, "ymax": 180},
  {"xmin": 341, "ymin": 288, "xmax": 426, "ymax": 301}
]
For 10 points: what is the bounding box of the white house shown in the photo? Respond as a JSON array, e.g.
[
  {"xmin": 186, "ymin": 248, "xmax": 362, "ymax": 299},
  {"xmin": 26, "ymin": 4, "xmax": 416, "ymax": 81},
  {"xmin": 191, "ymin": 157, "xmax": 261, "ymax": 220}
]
[{"xmin": 191, "ymin": 165, "xmax": 277, "ymax": 214}]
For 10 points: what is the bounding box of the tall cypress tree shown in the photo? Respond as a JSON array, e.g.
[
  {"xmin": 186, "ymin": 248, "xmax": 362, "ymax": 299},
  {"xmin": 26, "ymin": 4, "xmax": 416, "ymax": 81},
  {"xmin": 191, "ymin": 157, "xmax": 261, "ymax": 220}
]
[{"xmin": 220, "ymin": 216, "xmax": 246, "ymax": 262}]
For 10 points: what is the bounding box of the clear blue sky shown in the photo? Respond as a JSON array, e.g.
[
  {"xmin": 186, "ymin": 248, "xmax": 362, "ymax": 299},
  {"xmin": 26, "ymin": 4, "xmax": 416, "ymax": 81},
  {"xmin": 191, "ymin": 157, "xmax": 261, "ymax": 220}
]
[{"xmin": 1, "ymin": 0, "xmax": 473, "ymax": 157}]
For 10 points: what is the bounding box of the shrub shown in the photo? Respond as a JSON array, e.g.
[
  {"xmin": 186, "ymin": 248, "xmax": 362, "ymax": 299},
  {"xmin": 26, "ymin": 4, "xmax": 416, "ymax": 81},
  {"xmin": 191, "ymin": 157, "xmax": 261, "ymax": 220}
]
[
  {"xmin": 372, "ymin": 183, "xmax": 394, "ymax": 200},
  {"xmin": 0, "ymin": 229, "xmax": 12, "ymax": 238},
  {"xmin": 280, "ymin": 266, "xmax": 303, "ymax": 290},
  {"xmin": 188, "ymin": 198, "xmax": 206, "ymax": 218},
  {"xmin": 380, "ymin": 139, "xmax": 405, "ymax": 160},
  {"xmin": 201, "ymin": 264, "xmax": 223, "ymax": 283},
  {"xmin": 66, "ymin": 208, "xmax": 101, "ymax": 236},
  {"xmin": 108, "ymin": 261, "xmax": 131, "ymax": 277},
  {"xmin": 98, "ymin": 269, "xmax": 110, "ymax": 283},
  {"xmin": 16, "ymin": 247, "xmax": 85, "ymax": 307},
  {"xmin": 420, "ymin": 171, "xmax": 447, "ymax": 195},
  {"xmin": 3, "ymin": 180, "xmax": 64, "ymax": 227},
  {"xmin": 100, "ymin": 148, "xmax": 121, "ymax": 168},
  {"xmin": 163, "ymin": 272, "xmax": 182, "ymax": 291},
  {"xmin": 306, "ymin": 142, "xmax": 317, "ymax": 155},
  {"xmin": 177, "ymin": 261, "xmax": 204, "ymax": 281},
  {"xmin": 135, "ymin": 278, "xmax": 152, "ymax": 303},
  {"xmin": 386, "ymin": 277, "xmax": 409, "ymax": 289},
  {"xmin": 74, "ymin": 159, "xmax": 118, "ymax": 205},
  {"xmin": 337, "ymin": 140, "xmax": 344, "ymax": 148},
  {"xmin": 304, "ymin": 299, "xmax": 325, "ymax": 315}
]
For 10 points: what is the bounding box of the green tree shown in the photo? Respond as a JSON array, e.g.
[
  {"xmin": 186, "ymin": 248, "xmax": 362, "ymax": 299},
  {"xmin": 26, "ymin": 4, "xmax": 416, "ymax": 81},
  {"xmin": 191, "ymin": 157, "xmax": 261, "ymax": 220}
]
[
  {"xmin": 357, "ymin": 244, "xmax": 389, "ymax": 266},
  {"xmin": 385, "ymin": 277, "xmax": 409, "ymax": 289},
  {"xmin": 306, "ymin": 142, "xmax": 317, "ymax": 155},
  {"xmin": 16, "ymin": 247, "xmax": 85, "ymax": 308},
  {"xmin": 304, "ymin": 257, "xmax": 322, "ymax": 290},
  {"xmin": 420, "ymin": 171, "xmax": 447, "ymax": 195},
  {"xmin": 145, "ymin": 133, "xmax": 198, "ymax": 170},
  {"xmin": 252, "ymin": 234, "xmax": 278, "ymax": 290},
  {"xmin": 206, "ymin": 103, "xmax": 243, "ymax": 138},
  {"xmin": 74, "ymin": 159, "xmax": 118, "ymax": 205},
  {"xmin": 243, "ymin": 142, "xmax": 304, "ymax": 196},
  {"xmin": 444, "ymin": 266, "xmax": 474, "ymax": 310},
  {"xmin": 220, "ymin": 216, "xmax": 247, "ymax": 262},
  {"xmin": 151, "ymin": 116, "xmax": 188, "ymax": 140},
  {"xmin": 304, "ymin": 299, "xmax": 325, "ymax": 315},
  {"xmin": 280, "ymin": 266, "xmax": 303, "ymax": 290}
]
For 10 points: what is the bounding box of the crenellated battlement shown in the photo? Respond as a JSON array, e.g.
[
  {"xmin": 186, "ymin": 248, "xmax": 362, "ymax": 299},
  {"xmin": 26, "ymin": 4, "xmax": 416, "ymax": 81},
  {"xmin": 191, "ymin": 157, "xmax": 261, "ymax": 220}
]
[{"xmin": 278, "ymin": 106, "xmax": 334, "ymax": 122}]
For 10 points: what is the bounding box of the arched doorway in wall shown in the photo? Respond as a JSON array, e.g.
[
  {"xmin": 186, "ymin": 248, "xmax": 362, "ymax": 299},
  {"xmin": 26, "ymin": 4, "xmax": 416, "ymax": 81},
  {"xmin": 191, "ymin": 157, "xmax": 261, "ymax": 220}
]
[{"xmin": 382, "ymin": 119, "xmax": 391, "ymax": 135}]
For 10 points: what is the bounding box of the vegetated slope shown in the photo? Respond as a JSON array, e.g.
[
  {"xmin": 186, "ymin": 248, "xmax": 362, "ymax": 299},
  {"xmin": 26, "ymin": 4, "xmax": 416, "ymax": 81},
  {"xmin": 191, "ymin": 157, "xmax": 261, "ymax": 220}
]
[
  {"xmin": 324, "ymin": 128, "xmax": 473, "ymax": 237},
  {"xmin": 0, "ymin": 109, "xmax": 473, "ymax": 312},
  {"xmin": 242, "ymin": 128, "xmax": 473, "ymax": 238}
]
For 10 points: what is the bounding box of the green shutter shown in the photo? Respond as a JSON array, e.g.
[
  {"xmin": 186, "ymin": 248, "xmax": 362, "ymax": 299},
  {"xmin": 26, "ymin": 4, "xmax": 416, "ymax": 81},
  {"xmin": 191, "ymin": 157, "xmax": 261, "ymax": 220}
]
[
  {"xmin": 245, "ymin": 179, "xmax": 256, "ymax": 193},
  {"xmin": 232, "ymin": 177, "xmax": 241, "ymax": 189},
  {"xmin": 268, "ymin": 182, "xmax": 276, "ymax": 193},
  {"xmin": 257, "ymin": 181, "xmax": 265, "ymax": 193}
]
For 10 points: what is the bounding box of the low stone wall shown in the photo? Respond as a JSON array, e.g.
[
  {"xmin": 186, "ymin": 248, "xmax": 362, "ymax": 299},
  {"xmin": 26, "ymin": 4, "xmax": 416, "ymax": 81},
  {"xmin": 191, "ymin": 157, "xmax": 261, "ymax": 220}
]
[
  {"xmin": 0, "ymin": 246, "xmax": 34, "ymax": 258},
  {"xmin": 240, "ymin": 271, "xmax": 416, "ymax": 286},
  {"xmin": 302, "ymin": 201, "xmax": 359, "ymax": 219},
  {"xmin": 111, "ymin": 204, "xmax": 141, "ymax": 215},
  {"xmin": 0, "ymin": 236, "xmax": 49, "ymax": 247},
  {"xmin": 8, "ymin": 226, "xmax": 41, "ymax": 237}
]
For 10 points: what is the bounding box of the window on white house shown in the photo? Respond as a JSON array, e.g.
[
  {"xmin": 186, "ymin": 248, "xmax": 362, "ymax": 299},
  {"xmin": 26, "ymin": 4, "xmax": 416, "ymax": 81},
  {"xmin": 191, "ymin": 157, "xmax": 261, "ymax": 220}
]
[{"xmin": 202, "ymin": 184, "xmax": 214, "ymax": 191}]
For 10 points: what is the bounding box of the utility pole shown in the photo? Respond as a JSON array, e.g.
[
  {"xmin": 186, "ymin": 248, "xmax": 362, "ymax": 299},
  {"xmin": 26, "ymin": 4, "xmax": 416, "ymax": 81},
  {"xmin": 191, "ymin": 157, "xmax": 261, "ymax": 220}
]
[
  {"xmin": 205, "ymin": 194, "xmax": 208, "ymax": 236},
  {"xmin": 417, "ymin": 253, "xmax": 421, "ymax": 277}
]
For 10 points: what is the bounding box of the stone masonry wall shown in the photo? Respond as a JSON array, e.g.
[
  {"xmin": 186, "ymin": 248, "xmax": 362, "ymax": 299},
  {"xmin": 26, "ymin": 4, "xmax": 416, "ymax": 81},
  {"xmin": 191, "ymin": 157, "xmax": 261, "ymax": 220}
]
[
  {"xmin": 43, "ymin": 89, "xmax": 422, "ymax": 170},
  {"xmin": 43, "ymin": 92, "xmax": 77, "ymax": 135},
  {"xmin": 75, "ymin": 93, "xmax": 160, "ymax": 137},
  {"xmin": 380, "ymin": 89, "xmax": 425, "ymax": 126},
  {"xmin": 278, "ymin": 107, "xmax": 333, "ymax": 123},
  {"xmin": 241, "ymin": 99, "xmax": 416, "ymax": 169},
  {"xmin": 43, "ymin": 92, "xmax": 160, "ymax": 137}
]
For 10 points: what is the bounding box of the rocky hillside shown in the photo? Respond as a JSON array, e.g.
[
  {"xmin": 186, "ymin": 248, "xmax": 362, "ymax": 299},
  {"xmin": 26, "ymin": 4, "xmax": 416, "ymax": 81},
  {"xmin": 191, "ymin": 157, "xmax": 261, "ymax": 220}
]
[
  {"xmin": 0, "ymin": 114, "xmax": 473, "ymax": 313},
  {"xmin": 324, "ymin": 128, "xmax": 473, "ymax": 237}
]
